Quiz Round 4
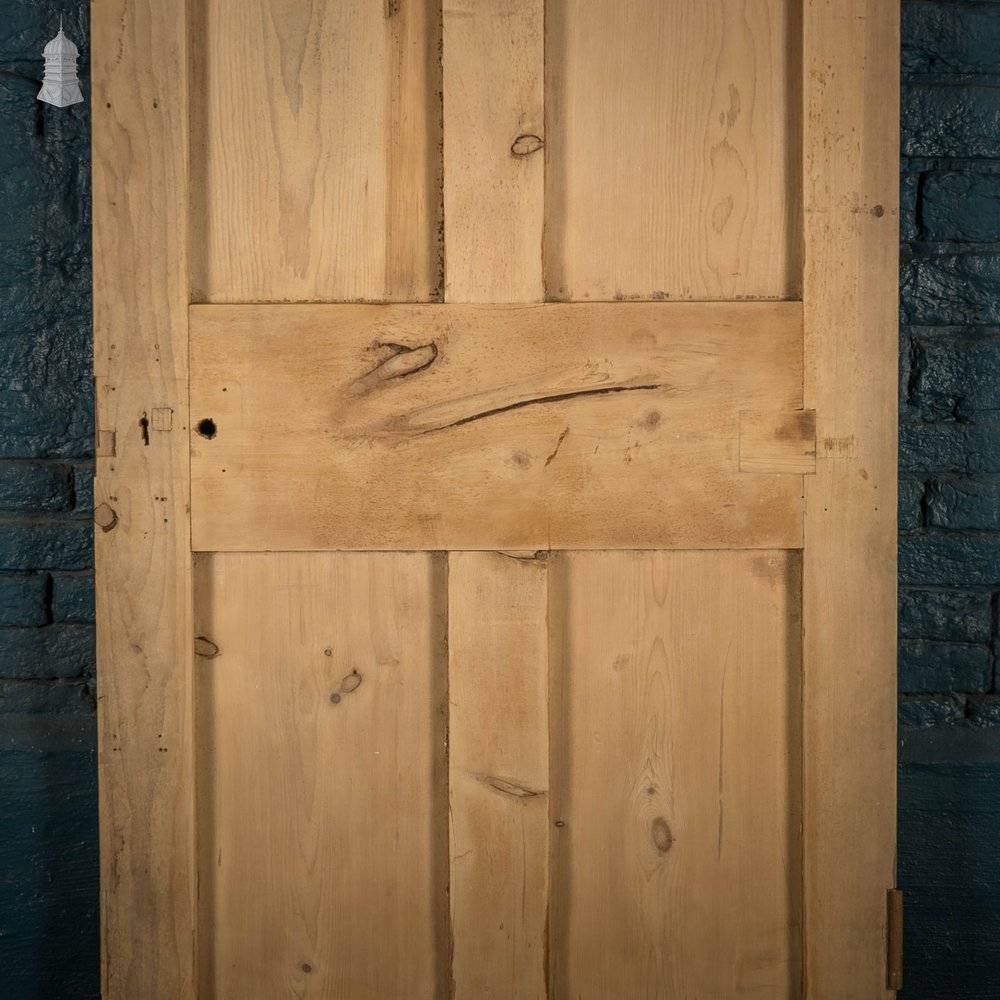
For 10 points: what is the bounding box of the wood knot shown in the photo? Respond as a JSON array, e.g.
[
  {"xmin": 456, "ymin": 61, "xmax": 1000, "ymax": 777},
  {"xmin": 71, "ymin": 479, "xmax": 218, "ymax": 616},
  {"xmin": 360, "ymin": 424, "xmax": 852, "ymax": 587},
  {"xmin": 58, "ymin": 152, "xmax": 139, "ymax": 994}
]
[
  {"xmin": 651, "ymin": 816, "xmax": 673, "ymax": 853},
  {"xmin": 194, "ymin": 636, "xmax": 221, "ymax": 658},
  {"xmin": 511, "ymin": 134, "xmax": 544, "ymax": 156},
  {"xmin": 94, "ymin": 502, "xmax": 118, "ymax": 532}
]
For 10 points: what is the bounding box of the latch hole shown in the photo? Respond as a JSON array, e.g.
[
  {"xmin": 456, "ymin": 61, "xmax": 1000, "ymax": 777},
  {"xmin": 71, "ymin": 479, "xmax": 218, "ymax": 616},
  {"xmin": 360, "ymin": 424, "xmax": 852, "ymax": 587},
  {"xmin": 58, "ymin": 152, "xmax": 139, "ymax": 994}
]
[{"xmin": 196, "ymin": 418, "xmax": 217, "ymax": 440}]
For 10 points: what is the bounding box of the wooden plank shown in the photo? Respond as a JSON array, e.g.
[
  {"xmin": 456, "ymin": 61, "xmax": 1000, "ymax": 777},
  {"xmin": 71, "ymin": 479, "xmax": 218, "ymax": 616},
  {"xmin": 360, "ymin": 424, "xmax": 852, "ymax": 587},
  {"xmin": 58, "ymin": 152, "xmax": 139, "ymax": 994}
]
[
  {"xmin": 801, "ymin": 0, "xmax": 899, "ymax": 995},
  {"xmin": 189, "ymin": 302, "xmax": 805, "ymax": 551},
  {"xmin": 193, "ymin": 552, "xmax": 449, "ymax": 998},
  {"xmin": 92, "ymin": 0, "xmax": 196, "ymax": 996},
  {"xmin": 548, "ymin": 551, "xmax": 802, "ymax": 997},
  {"xmin": 448, "ymin": 552, "xmax": 549, "ymax": 998},
  {"xmin": 740, "ymin": 408, "xmax": 817, "ymax": 474},
  {"xmin": 544, "ymin": 0, "xmax": 800, "ymax": 302},
  {"xmin": 188, "ymin": 0, "xmax": 441, "ymax": 303},
  {"xmin": 443, "ymin": 0, "xmax": 545, "ymax": 303}
]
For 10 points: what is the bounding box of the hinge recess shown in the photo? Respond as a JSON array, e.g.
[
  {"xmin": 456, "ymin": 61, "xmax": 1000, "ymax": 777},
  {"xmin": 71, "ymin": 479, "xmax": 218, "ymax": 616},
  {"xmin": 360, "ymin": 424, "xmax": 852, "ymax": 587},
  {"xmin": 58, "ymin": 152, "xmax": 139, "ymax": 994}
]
[{"xmin": 887, "ymin": 889, "xmax": 903, "ymax": 991}]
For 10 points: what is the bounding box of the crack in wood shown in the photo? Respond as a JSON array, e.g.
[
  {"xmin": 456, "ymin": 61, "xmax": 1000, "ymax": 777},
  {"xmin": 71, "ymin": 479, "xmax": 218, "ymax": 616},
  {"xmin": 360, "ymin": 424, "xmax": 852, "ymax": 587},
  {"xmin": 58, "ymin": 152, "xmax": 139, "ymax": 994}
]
[
  {"xmin": 544, "ymin": 426, "xmax": 571, "ymax": 466},
  {"xmin": 479, "ymin": 774, "xmax": 545, "ymax": 799},
  {"xmin": 414, "ymin": 382, "xmax": 667, "ymax": 435}
]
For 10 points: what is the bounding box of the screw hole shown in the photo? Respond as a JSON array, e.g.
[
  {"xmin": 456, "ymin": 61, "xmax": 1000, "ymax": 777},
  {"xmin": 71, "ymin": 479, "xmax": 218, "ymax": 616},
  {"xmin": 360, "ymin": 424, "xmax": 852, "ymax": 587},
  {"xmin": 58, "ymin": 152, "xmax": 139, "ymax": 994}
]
[{"xmin": 197, "ymin": 418, "xmax": 217, "ymax": 439}]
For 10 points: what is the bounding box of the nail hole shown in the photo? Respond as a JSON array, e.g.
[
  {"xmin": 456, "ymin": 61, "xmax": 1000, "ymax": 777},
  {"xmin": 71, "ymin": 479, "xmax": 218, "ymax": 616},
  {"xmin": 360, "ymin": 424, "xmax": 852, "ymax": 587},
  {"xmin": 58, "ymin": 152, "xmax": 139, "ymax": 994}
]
[{"xmin": 197, "ymin": 418, "xmax": 217, "ymax": 439}]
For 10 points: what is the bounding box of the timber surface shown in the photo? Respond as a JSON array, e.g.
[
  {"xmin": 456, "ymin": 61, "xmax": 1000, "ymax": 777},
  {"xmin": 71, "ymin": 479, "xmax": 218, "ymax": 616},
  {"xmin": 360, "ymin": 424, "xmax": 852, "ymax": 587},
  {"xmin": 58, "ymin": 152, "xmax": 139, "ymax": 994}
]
[
  {"xmin": 194, "ymin": 552, "xmax": 449, "ymax": 998},
  {"xmin": 189, "ymin": 302, "xmax": 805, "ymax": 551},
  {"xmin": 92, "ymin": 0, "xmax": 196, "ymax": 995},
  {"xmin": 549, "ymin": 551, "xmax": 803, "ymax": 997},
  {"xmin": 801, "ymin": 0, "xmax": 899, "ymax": 996}
]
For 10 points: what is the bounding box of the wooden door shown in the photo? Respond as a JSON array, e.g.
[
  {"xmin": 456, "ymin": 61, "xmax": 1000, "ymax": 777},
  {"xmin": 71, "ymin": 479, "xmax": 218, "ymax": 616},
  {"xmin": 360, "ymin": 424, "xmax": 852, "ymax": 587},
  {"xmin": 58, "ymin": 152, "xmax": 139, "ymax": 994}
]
[{"xmin": 93, "ymin": 1, "xmax": 899, "ymax": 997}]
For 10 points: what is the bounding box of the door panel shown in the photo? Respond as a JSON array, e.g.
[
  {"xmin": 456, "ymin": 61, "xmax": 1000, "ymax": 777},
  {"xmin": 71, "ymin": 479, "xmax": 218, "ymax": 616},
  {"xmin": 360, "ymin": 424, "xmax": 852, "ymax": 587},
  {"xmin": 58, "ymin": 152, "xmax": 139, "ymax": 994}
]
[
  {"xmin": 549, "ymin": 551, "xmax": 801, "ymax": 998},
  {"xmin": 194, "ymin": 552, "xmax": 449, "ymax": 998},
  {"xmin": 94, "ymin": 0, "xmax": 898, "ymax": 996},
  {"xmin": 189, "ymin": 302, "xmax": 808, "ymax": 551}
]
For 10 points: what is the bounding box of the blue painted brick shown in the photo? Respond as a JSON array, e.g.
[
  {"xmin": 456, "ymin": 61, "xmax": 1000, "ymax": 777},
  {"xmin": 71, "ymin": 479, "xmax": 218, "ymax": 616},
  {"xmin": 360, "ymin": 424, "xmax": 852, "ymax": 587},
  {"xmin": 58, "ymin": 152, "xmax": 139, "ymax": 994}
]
[
  {"xmin": 0, "ymin": 574, "xmax": 47, "ymax": 627},
  {"xmin": 0, "ymin": 520, "xmax": 92, "ymax": 571},
  {"xmin": 0, "ymin": 462, "xmax": 72, "ymax": 511},
  {"xmin": 927, "ymin": 476, "xmax": 1000, "ymax": 530},
  {"xmin": 898, "ymin": 695, "xmax": 965, "ymax": 728},
  {"xmin": 967, "ymin": 697, "xmax": 1000, "ymax": 726},
  {"xmin": 902, "ymin": 258, "xmax": 1000, "ymax": 326},
  {"xmin": 71, "ymin": 462, "xmax": 93, "ymax": 515},
  {"xmin": 901, "ymin": 416, "xmax": 1000, "ymax": 475},
  {"xmin": 899, "ymin": 640, "xmax": 992, "ymax": 694},
  {"xmin": 902, "ymin": 2, "xmax": 1000, "ymax": 78},
  {"xmin": 51, "ymin": 574, "xmax": 93, "ymax": 624},
  {"xmin": 899, "ymin": 588, "xmax": 993, "ymax": 643},
  {"xmin": 901, "ymin": 173, "xmax": 920, "ymax": 244},
  {"xmin": 900, "ymin": 534, "xmax": 1000, "ymax": 586},
  {"xmin": 906, "ymin": 333, "xmax": 1000, "ymax": 418},
  {"xmin": 0, "ymin": 3, "xmax": 88, "ymax": 63},
  {"xmin": 921, "ymin": 172, "xmax": 1000, "ymax": 243},
  {"xmin": 0, "ymin": 627, "xmax": 95, "ymax": 679},
  {"xmin": 899, "ymin": 477, "xmax": 925, "ymax": 531},
  {"xmin": 902, "ymin": 85, "xmax": 1000, "ymax": 158},
  {"xmin": 0, "ymin": 678, "xmax": 94, "ymax": 713}
]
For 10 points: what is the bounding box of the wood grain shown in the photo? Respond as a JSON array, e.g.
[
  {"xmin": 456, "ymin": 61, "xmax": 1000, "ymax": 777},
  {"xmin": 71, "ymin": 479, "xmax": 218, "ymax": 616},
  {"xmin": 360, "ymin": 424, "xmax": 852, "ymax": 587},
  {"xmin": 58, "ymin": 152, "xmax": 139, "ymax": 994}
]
[
  {"xmin": 448, "ymin": 552, "xmax": 549, "ymax": 998},
  {"xmin": 443, "ymin": 0, "xmax": 545, "ymax": 302},
  {"xmin": 189, "ymin": 0, "xmax": 441, "ymax": 303},
  {"xmin": 802, "ymin": 0, "xmax": 899, "ymax": 995},
  {"xmin": 548, "ymin": 550, "xmax": 802, "ymax": 998},
  {"xmin": 189, "ymin": 302, "xmax": 805, "ymax": 551},
  {"xmin": 194, "ymin": 552, "xmax": 449, "ymax": 999},
  {"xmin": 740, "ymin": 408, "xmax": 817, "ymax": 474},
  {"xmin": 92, "ymin": 0, "xmax": 196, "ymax": 995},
  {"xmin": 544, "ymin": 0, "xmax": 800, "ymax": 301}
]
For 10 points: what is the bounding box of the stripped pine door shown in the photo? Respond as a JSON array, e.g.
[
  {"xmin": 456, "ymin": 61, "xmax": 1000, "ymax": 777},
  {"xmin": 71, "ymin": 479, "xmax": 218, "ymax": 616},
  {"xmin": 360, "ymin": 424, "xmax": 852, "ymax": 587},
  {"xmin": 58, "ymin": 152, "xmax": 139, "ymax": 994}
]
[{"xmin": 93, "ymin": 1, "xmax": 899, "ymax": 998}]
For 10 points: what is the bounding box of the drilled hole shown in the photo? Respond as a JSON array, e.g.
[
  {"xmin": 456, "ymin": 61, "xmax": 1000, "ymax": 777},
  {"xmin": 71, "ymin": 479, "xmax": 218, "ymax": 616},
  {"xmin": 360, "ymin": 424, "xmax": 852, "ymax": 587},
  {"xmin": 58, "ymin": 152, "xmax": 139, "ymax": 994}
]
[{"xmin": 196, "ymin": 418, "xmax": 217, "ymax": 439}]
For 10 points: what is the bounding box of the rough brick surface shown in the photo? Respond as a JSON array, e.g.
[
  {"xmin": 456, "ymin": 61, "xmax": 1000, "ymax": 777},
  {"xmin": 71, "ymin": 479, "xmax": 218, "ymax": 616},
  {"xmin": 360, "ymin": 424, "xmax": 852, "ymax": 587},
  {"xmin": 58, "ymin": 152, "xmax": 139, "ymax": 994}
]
[
  {"xmin": 0, "ymin": 627, "xmax": 95, "ymax": 680},
  {"xmin": 927, "ymin": 476, "xmax": 1000, "ymax": 529},
  {"xmin": 51, "ymin": 573, "xmax": 93, "ymax": 623},
  {"xmin": 899, "ymin": 640, "xmax": 993, "ymax": 694},
  {"xmin": 902, "ymin": 85, "xmax": 1000, "ymax": 157},
  {"xmin": 0, "ymin": 574, "xmax": 48, "ymax": 627},
  {"xmin": 903, "ymin": 2, "xmax": 1000, "ymax": 78},
  {"xmin": 902, "ymin": 257, "xmax": 1000, "ymax": 326},
  {"xmin": 921, "ymin": 172, "xmax": 1000, "ymax": 242},
  {"xmin": 899, "ymin": 589, "xmax": 993, "ymax": 643}
]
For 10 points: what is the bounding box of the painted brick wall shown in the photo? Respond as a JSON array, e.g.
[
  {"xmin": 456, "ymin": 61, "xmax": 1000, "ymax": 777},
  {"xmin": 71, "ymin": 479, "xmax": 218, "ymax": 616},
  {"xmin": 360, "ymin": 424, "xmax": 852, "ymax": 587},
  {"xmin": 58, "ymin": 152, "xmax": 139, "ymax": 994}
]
[
  {"xmin": 0, "ymin": 2, "xmax": 98, "ymax": 997},
  {"xmin": 1, "ymin": 2, "xmax": 998, "ymax": 998},
  {"xmin": 900, "ymin": 2, "xmax": 1000, "ymax": 997}
]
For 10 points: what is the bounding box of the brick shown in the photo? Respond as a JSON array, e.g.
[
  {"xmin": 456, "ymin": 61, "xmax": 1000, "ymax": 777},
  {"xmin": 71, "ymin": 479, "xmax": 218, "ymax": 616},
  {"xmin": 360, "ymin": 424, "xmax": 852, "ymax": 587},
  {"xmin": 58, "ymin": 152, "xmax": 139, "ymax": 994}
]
[
  {"xmin": 0, "ymin": 679, "xmax": 94, "ymax": 714},
  {"xmin": 905, "ymin": 333, "xmax": 1000, "ymax": 418},
  {"xmin": 901, "ymin": 173, "xmax": 920, "ymax": 244},
  {"xmin": 967, "ymin": 696, "xmax": 1000, "ymax": 727},
  {"xmin": 900, "ymin": 534, "xmax": 1000, "ymax": 586},
  {"xmin": 902, "ymin": 85, "xmax": 1000, "ymax": 158},
  {"xmin": 0, "ymin": 575, "xmax": 47, "ymax": 627},
  {"xmin": 921, "ymin": 172, "xmax": 1000, "ymax": 243},
  {"xmin": 0, "ymin": 462, "xmax": 72, "ymax": 512},
  {"xmin": 928, "ymin": 476, "xmax": 1000, "ymax": 529},
  {"xmin": 898, "ymin": 695, "xmax": 965, "ymax": 728},
  {"xmin": 899, "ymin": 477, "xmax": 925, "ymax": 531},
  {"xmin": 899, "ymin": 640, "xmax": 992, "ymax": 694},
  {"xmin": 901, "ymin": 416, "xmax": 1000, "ymax": 474},
  {"xmin": 0, "ymin": 520, "xmax": 92, "ymax": 571},
  {"xmin": 902, "ymin": 2, "xmax": 1000, "ymax": 78},
  {"xmin": 899, "ymin": 588, "xmax": 993, "ymax": 643},
  {"xmin": 0, "ymin": 627, "xmax": 95, "ymax": 679},
  {"xmin": 0, "ymin": 4, "xmax": 88, "ymax": 63},
  {"xmin": 902, "ymin": 257, "xmax": 1000, "ymax": 326},
  {"xmin": 51, "ymin": 574, "xmax": 93, "ymax": 624},
  {"xmin": 71, "ymin": 463, "xmax": 93, "ymax": 515}
]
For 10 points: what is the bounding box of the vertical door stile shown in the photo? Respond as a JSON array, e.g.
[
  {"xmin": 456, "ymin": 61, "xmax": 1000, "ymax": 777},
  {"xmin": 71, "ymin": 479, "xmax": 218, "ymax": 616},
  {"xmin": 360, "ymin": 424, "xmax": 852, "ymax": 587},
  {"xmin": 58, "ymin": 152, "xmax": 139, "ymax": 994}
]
[
  {"xmin": 802, "ymin": 0, "xmax": 899, "ymax": 995},
  {"xmin": 443, "ymin": 1, "xmax": 550, "ymax": 996},
  {"xmin": 92, "ymin": 0, "xmax": 197, "ymax": 996}
]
